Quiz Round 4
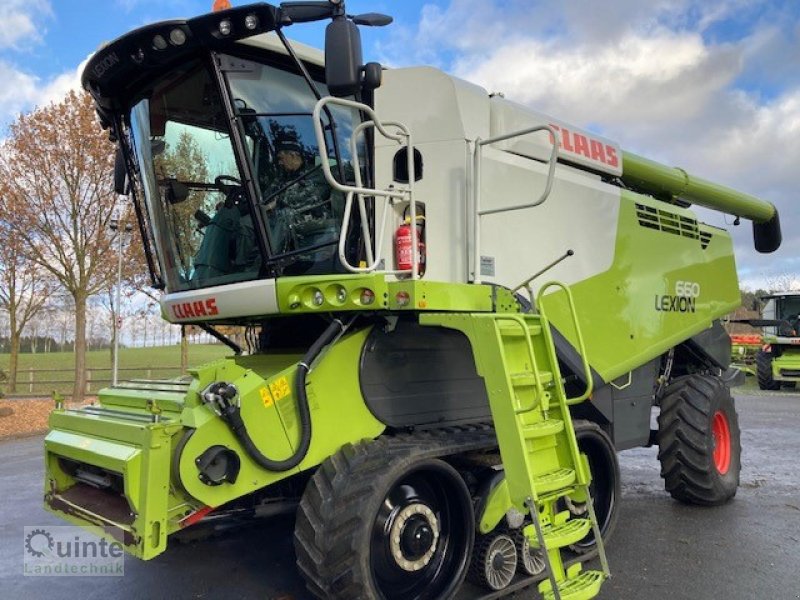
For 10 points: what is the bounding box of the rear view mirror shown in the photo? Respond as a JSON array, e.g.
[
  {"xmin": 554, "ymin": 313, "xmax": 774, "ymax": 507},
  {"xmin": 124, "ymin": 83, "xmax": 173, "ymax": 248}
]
[
  {"xmin": 325, "ymin": 17, "xmax": 363, "ymax": 97},
  {"xmin": 114, "ymin": 147, "xmax": 127, "ymax": 195}
]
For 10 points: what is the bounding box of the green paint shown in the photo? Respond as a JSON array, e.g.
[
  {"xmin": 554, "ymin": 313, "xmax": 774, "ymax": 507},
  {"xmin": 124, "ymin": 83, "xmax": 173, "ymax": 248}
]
[
  {"xmin": 422, "ymin": 311, "xmax": 605, "ymax": 596},
  {"xmin": 771, "ymin": 351, "xmax": 800, "ymax": 382},
  {"xmin": 44, "ymin": 415, "xmax": 182, "ymax": 559},
  {"xmin": 622, "ymin": 151, "xmax": 776, "ymax": 223},
  {"xmin": 540, "ymin": 190, "xmax": 740, "ymax": 384},
  {"xmin": 43, "ymin": 326, "xmax": 385, "ymax": 560},
  {"xmin": 276, "ymin": 273, "xmax": 515, "ymax": 314}
]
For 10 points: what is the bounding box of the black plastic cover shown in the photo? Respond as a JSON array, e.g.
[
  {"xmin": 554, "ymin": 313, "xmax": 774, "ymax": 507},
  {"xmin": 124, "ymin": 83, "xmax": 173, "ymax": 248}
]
[{"xmin": 753, "ymin": 209, "xmax": 781, "ymax": 253}]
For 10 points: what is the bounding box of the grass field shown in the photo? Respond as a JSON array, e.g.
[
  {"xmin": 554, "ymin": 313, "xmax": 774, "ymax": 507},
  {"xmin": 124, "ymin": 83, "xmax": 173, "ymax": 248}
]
[{"xmin": 0, "ymin": 344, "xmax": 231, "ymax": 396}]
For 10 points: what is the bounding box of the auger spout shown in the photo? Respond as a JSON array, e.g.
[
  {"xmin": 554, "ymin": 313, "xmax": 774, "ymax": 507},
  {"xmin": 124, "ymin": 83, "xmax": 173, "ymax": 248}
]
[{"xmin": 621, "ymin": 151, "xmax": 781, "ymax": 253}]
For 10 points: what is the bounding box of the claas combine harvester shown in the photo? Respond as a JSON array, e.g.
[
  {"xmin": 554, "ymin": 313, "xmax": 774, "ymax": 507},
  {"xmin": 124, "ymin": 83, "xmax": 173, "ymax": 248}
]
[
  {"xmin": 750, "ymin": 292, "xmax": 800, "ymax": 391},
  {"xmin": 44, "ymin": 2, "xmax": 782, "ymax": 598}
]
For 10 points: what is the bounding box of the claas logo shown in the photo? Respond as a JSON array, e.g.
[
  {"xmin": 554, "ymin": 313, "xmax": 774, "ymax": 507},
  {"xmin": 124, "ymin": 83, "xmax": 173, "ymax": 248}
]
[{"xmin": 170, "ymin": 298, "xmax": 219, "ymax": 320}]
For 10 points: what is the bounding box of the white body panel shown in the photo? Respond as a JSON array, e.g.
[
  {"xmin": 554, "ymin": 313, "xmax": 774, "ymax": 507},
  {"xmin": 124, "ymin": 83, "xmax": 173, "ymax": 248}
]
[
  {"xmin": 161, "ymin": 279, "xmax": 279, "ymax": 323},
  {"xmin": 490, "ymin": 97, "xmax": 622, "ymax": 177},
  {"xmin": 374, "ymin": 67, "xmax": 490, "ymax": 283},
  {"xmin": 373, "ymin": 66, "xmax": 621, "ymax": 291},
  {"xmin": 476, "ymin": 148, "xmax": 620, "ymax": 292}
]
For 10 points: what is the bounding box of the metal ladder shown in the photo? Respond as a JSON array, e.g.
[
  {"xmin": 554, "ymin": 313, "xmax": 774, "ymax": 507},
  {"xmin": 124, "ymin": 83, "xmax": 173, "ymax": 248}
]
[{"xmin": 422, "ymin": 285, "xmax": 609, "ymax": 600}]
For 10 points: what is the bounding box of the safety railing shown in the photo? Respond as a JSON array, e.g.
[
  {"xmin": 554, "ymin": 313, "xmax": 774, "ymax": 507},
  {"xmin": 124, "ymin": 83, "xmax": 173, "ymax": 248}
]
[
  {"xmin": 472, "ymin": 125, "xmax": 559, "ymax": 284},
  {"xmin": 312, "ymin": 97, "xmax": 420, "ymax": 279},
  {"xmin": 494, "ymin": 314, "xmax": 549, "ymax": 415},
  {"xmin": 536, "ymin": 281, "xmax": 593, "ymax": 404}
]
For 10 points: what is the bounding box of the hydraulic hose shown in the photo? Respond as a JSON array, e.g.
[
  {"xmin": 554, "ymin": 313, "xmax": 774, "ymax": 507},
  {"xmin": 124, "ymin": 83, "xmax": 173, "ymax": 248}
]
[{"xmin": 206, "ymin": 318, "xmax": 348, "ymax": 472}]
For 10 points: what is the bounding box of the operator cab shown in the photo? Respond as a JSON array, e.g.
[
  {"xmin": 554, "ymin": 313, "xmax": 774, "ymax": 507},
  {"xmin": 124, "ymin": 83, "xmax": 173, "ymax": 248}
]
[
  {"xmin": 761, "ymin": 292, "xmax": 800, "ymax": 338},
  {"xmin": 83, "ymin": 3, "xmax": 384, "ymax": 295}
]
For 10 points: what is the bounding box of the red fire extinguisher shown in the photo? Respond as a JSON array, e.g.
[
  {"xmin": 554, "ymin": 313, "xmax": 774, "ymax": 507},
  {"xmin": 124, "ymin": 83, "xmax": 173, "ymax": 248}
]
[{"xmin": 395, "ymin": 207, "xmax": 426, "ymax": 276}]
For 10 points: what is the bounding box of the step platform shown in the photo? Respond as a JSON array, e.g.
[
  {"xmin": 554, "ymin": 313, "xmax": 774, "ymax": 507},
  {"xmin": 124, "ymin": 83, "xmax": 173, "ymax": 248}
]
[{"xmin": 540, "ymin": 565, "xmax": 604, "ymax": 600}]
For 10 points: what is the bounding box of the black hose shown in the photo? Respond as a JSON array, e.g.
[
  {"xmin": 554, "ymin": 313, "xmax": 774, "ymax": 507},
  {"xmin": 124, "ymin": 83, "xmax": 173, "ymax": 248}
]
[{"xmin": 218, "ymin": 318, "xmax": 347, "ymax": 472}]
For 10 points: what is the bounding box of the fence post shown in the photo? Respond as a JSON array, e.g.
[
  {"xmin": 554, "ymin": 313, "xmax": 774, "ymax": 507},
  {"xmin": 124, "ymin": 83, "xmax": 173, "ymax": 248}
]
[
  {"xmin": 147, "ymin": 368, "xmax": 152, "ymax": 379},
  {"xmin": 29, "ymin": 368, "xmax": 33, "ymax": 394},
  {"xmin": 87, "ymin": 369, "xmax": 92, "ymax": 393}
]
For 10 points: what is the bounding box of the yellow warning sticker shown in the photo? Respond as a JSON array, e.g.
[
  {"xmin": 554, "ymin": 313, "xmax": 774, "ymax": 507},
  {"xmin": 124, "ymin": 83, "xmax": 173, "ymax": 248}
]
[
  {"xmin": 259, "ymin": 386, "xmax": 273, "ymax": 408},
  {"xmin": 269, "ymin": 376, "xmax": 291, "ymax": 402}
]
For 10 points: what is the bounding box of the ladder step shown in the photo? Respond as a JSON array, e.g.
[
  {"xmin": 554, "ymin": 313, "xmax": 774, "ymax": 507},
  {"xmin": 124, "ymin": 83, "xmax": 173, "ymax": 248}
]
[
  {"xmin": 541, "ymin": 569, "xmax": 605, "ymax": 600},
  {"xmin": 510, "ymin": 371, "xmax": 554, "ymax": 387},
  {"xmin": 533, "ymin": 467, "xmax": 576, "ymax": 494},
  {"xmin": 526, "ymin": 517, "xmax": 592, "ymax": 549},
  {"xmin": 497, "ymin": 323, "xmax": 543, "ymax": 337},
  {"xmin": 522, "ymin": 419, "xmax": 564, "ymax": 439}
]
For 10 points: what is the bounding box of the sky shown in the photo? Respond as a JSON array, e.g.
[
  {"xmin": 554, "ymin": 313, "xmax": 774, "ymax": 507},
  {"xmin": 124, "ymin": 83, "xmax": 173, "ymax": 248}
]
[{"xmin": 1, "ymin": 0, "xmax": 799, "ymax": 289}]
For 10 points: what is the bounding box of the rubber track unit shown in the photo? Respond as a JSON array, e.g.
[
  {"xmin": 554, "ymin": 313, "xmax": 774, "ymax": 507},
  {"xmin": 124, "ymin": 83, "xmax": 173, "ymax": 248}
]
[
  {"xmin": 756, "ymin": 350, "xmax": 781, "ymax": 391},
  {"xmin": 294, "ymin": 425, "xmax": 497, "ymax": 599},
  {"xmin": 656, "ymin": 375, "xmax": 741, "ymax": 506}
]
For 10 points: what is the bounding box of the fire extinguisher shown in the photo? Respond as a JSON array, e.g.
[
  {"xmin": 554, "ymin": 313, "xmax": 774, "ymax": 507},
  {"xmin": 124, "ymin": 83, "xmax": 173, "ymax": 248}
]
[{"xmin": 395, "ymin": 206, "xmax": 426, "ymax": 276}]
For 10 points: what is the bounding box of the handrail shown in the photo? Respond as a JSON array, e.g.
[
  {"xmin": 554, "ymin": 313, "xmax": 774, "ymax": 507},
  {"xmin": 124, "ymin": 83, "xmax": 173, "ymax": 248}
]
[
  {"xmin": 536, "ymin": 281, "xmax": 593, "ymax": 404},
  {"xmin": 312, "ymin": 97, "xmax": 420, "ymax": 278},
  {"xmin": 494, "ymin": 314, "xmax": 547, "ymax": 414},
  {"xmin": 473, "ymin": 125, "xmax": 559, "ymax": 284}
]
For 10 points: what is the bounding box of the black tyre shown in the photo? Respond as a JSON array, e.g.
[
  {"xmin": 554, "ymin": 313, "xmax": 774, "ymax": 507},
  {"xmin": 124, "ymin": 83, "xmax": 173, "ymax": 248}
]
[
  {"xmin": 467, "ymin": 531, "xmax": 518, "ymax": 591},
  {"xmin": 657, "ymin": 375, "xmax": 741, "ymax": 505},
  {"xmin": 294, "ymin": 440, "xmax": 474, "ymax": 600},
  {"xmin": 566, "ymin": 421, "xmax": 621, "ymax": 554},
  {"xmin": 756, "ymin": 350, "xmax": 781, "ymax": 390}
]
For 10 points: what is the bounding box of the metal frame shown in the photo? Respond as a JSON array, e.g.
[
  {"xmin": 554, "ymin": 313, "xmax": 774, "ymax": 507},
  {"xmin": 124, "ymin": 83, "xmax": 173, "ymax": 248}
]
[
  {"xmin": 312, "ymin": 97, "xmax": 420, "ymax": 279},
  {"xmin": 472, "ymin": 125, "xmax": 560, "ymax": 284}
]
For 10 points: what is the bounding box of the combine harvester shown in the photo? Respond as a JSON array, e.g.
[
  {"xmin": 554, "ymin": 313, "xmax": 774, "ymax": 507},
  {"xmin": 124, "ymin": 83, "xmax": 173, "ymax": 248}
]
[
  {"xmin": 747, "ymin": 292, "xmax": 800, "ymax": 390},
  {"xmin": 45, "ymin": 2, "xmax": 781, "ymax": 598}
]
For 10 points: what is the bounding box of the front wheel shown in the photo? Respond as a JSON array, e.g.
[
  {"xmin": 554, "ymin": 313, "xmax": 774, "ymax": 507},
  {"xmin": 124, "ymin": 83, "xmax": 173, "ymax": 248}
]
[
  {"xmin": 657, "ymin": 375, "xmax": 741, "ymax": 505},
  {"xmin": 294, "ymin": 440, "xmax": 474, "ymax": 600},
  {"xmin": 756, "ymin": 350, "xmax": 781, "ymax": 391}
]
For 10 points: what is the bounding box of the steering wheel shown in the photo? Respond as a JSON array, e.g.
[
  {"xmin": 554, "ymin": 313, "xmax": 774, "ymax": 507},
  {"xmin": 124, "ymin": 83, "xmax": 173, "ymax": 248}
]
[{"xmin": 214, "ymin": 175, "xmax": 242, "ymax": 195}]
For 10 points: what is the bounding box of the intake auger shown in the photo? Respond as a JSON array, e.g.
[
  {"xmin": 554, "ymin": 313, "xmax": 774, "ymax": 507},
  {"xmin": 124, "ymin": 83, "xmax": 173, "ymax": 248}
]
[{"xmin": 622, "ymin": 152, "xmax": 781, "ymax": 253}]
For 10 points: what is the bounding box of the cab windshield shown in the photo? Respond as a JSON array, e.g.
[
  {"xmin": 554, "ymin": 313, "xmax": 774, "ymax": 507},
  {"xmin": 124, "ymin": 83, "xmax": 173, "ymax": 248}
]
[{"xmin": 127, "ymin": 54, "xmax": 364, "ymax": 292}]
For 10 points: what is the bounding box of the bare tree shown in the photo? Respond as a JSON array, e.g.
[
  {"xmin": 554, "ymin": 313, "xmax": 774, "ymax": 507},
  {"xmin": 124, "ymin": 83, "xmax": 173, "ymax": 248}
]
[
  {"xmin": 763, "ymin": 272, "xmax": 799, "ymax": 294},
  {"xmin": 0, "ymin": 91, "xmax": 121, "ymax": 400},
  {"xmin": 0, "ymin": 206, "xmax": 50, "ymax": 393}
]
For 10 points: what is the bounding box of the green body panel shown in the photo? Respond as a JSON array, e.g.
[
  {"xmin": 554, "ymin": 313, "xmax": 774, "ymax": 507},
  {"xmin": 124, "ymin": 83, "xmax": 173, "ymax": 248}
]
[
  {"xmin": 771, "ymin": 350, "xmax": 800, "ymax": 382},
  {"xmin": 541, "ymin": 190, "xmax": 740, "ymax": 383},
  {"xmin": 43, "ymin": 326, "xmax": 385, "ymax": 560},
  {"xmin": 177, "ymin": 327, "xmax": 385, "ymax": 507},
  {"xmin": 276, "ymin": 273, "xmax": 517, "ymax": 314},
  {"xmin": 622, "ymin": 151, "xmax": 776, "ymax": 223},
  {"xmin": 44, "ymin": 413, "xmax": 183, "ymax": 560}
]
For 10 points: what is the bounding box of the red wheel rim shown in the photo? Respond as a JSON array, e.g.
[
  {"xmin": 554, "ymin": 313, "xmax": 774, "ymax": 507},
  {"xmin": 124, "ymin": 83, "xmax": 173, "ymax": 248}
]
[{"xmin": 712, "ymin": 411, "xmax": 731, "ymax": 475}]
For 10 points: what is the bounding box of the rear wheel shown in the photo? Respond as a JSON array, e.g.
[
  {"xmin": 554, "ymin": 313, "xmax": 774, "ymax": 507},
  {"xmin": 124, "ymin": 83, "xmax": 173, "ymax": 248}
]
[
  {"xmin": 756, "ymin": 350, "xmax": 781, "ymax": 390},
  {"xmin": 294, "ymin": 440, "xmax": 474, "ymax": 600},
  {"xmin": 657, "ymin": 375, "xmax": 741, "ymax": 505},
  {"xmin": 567, "ymin": 421, "xmax": 620, "ymax": 554}
]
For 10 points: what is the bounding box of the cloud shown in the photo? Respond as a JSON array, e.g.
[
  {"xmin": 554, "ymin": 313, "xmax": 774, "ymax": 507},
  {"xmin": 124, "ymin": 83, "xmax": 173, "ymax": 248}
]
[
  {"xmin": 0, "ymin": 57, "xmax": 87, "ymax": 128},
  {"xmin": 0, "ymin": 0, "xmax": 52, "ymax": 50},
  {"xmin": 378, "ymin": 0, "xmax": 800, "ymax": 287}
]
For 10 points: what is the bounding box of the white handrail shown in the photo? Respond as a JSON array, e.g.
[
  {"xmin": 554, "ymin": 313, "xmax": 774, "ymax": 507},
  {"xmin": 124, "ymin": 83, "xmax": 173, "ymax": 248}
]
[
  {"xmin": 312, "ymin": 97, "xmax": 419, "ymax": 278},
  {"xmin": 472, "ymin": 125, "xmax": 559, "ymax": 284}
]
